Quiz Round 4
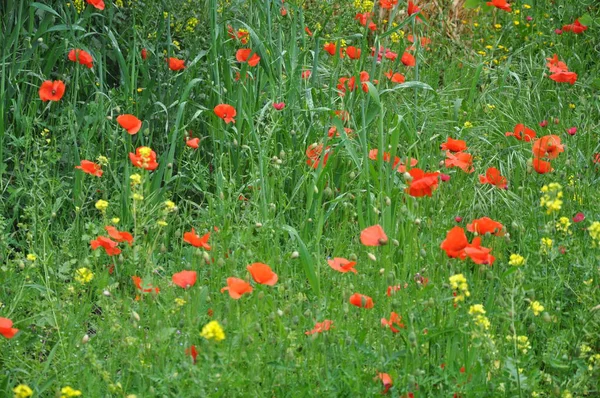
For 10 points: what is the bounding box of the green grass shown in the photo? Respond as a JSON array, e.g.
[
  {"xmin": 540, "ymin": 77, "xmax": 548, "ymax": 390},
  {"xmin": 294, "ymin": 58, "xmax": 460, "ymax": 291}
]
[{"xmin": 1, "ymin": 0, "xmax": 600, "ymax": 396}]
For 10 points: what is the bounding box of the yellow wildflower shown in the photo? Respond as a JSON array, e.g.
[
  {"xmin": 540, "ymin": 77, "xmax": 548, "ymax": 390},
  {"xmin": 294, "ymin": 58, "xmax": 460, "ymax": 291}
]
[
  {"xmin": 61, "ymin": 386, "xmax": 82, "ymax": 398},
  {"xmin": 200, "ymin": 320, "xmax": 225, "ymax": 341},
  {"xmin": 509, "ymin": 254, "xmax": 525, "ymax": 266},
  {"xmin": 13, "ymin": 384, "xmax": 33, "ymax": 398},
  {"xmin": 95, "ymin": 200, "xmax": 109, "ymax": 212},
  {"xmin": 74, "ymin": 268, "xmax": 94, "ymax": 284},
  {"xmin": 530, "ymin": 301, "xmax": 544, "ymax": 316}
]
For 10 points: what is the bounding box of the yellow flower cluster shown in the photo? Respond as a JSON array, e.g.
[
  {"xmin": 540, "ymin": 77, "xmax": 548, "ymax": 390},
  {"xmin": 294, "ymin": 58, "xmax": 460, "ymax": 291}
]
[
  {"xmin": 588, "ymin": 221, "xmax": 600, "ymax": 245},
  {"xmin": 13, "ymin": 384, "xmax": 33, "ymax": 398},
  {"xmin": 506, "ymin": 334, "xmax": 531, "ymax": 354},
  {"xmin": 186, "ymin": 17, "xmax": 199, "ymax": 33},
  {"xmin": 540, "ymin": 183, "xmax": 563, "ymax": 215},
  {"xmin": 75, "ymin": 268, "xmax": 94, "ymax": 284},
  {"xmin": 449, "ymin": 274, "xmax": 470, "ymax": 303},
  {"xmin": 200, "ymin": 320, "xmax": 225, "ymax": 341},
  {"xmin": 508, "ymin": 253, "xmax": 525, "ymax": 266},
  {"xmin": 468, "ymin": 304, "xmax": 491, "ymax": 330},
  {"xmin": 95, "ymin": 199, "xmax": 109, "ymax": 212},
  {"xmin": 530, "ymin": 301, "xmax": 544, "ymax": 316},
  {"xmin": 390, "ymin": 24, "xmax": 404, "ymax": 44},
  {"xmin": 353, "ymin": 0, "xmax": 374, "ymax": 13},
  {"xmin": 540, "ymin": 237, "xmax": 552, "ymax": 254},
  {"xmin": 556, "ymin": 217, "xmax": 571, "ymax": 234},
  {"xmin": 61, "ymin": 386, "xmax": 82, "ymax": 398}
]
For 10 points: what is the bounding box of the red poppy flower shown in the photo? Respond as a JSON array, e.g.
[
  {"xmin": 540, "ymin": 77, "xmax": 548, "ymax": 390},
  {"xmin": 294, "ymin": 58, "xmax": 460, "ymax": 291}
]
[
  {"xmin": 465, "ymin": 237, "xmax": 495, "ymax": 265},
  {"xmin": 214, "ymin": 104, "xmax": 236, "ymax": 124},
  {"xmin": 407, "ymin": 35, "xmax": 431, "ymax": 47},
  {"xmin": 75, "ymin": 160, "xmax": 103, "ymax": 177},
  {"xmin": 323, "ymin": 42, "xmax": 337, "ymax": 56},
  {"xmin": 377, "ymin": 373, "xmax": 393, "ymax": 394},
  {"xmin": 90, "ymin": 236, "xmax": 121, "ymax": 256},
  {"xmin": 401, "ymin": 52, "xmax": 416, "ymax": 67},
  {"xmin": 132, "ymin": 276, "xmax": 160, "ymax": 294},
  {"xmin": 305, "ymin": 143, "xmax": 331, "ymax": 169},
  {"xmin": 273, "ymin": 102, "xmax": 285, "ymax": 110},
  {"xmin": 305, "ymin": 26, "xmax": 313, "ymax": 36},
  {"xmin": 532, "ymin": 157, "xmax": 553, "ymax": 174},
  {"xmin": 380, "ymin": 0, "xmax": 398, "ymax": 9},
  {"xmin": 39, "ymin": 80, "xmax": 66, "ymax": 102},
  {"xmin": 0, "ymin": 317, "xmax": 19, "ymax": 339},
  {"xmin": 505, "ymin": 124, "xmax": 536, "ymax": 142},
  {"xmin": 167, "ymin": 57, "xmax": 186, "ymax": 71},
  {"xmin": 327, "ymin": 126, "xmax": 354, "ymax": 139},
  {"xmin": 349, "ymin": 293, "xmax": 374, "ymax": 308},
  {"xmin": 305, "ymin": 320, "xmax": 333, "ymax": 335},
  {"xmin": 117, "ymin": 114, "xmax": 142, "ymax": 135},
  {"xmin": 68, "ymin": 49, "xmax": 94, "ymax": 68},
  {"xmin": 479, "ymin": 167, "xmax": 508, "ymax": 189},
  {"xmin": 185, "ymin": 345, "xmax": 198, "ymax": 364},
  {"xmin": 381, "ymin": 312, "xmax": 405, "ymax": 333},
  {"xmin": 129, "ymin": 146, "xmax": 159, "ymax": 171},
  {"xmin": 345, "ymin": 46, "xmax": 361, "ymax": 60},
  {"xmin": 327, "ymin": 257, "xmax": 358, "ymax": 273},
  {"xmin": 545, "ymin": 54, "xmax": 569, "ymax": 73},
  {"xmin": 445, "ymin": 151, "xmax": 474, "ymax": 173},
  {"xmin": 440, "ymin": 226, "xmax": 468, "ymax": 259},
  {"xmin": 221, "ymin": 277, "xmax": 253, "ymax": 299},
  {"xmin": 355, "ymin": 12, "xmax": 372, "ymax": 27},
  {"xmin": 86, "ymin": 0, "xmax": 105, "ymax": 10},
  {"xmin": 466, "ymin": 217, "xmax": 505, "ymax": 236},
  {"xmin": 486, "ymin": 0, "xmax": 511, "ymax": 12},
  {"xmin": 186, "ymin": 137, "xmax": 200, "ymax": 149},
  {"xmin": 280, "ymin": 6, "xmax": 287, "ymax": 16},
  {"xmin": 360, "ymin": 224, "xmax": 388, "ymax": 246},
  {"xmin": 549, "ymin": 71, "xmax": 577, "ymax": 85},
  {"xmin": 247, "ymin": 262, "xmax": 278, "ymax": 286},
  {"xmin": 172, "ymin": 270, "xmax": 197, "ymax": 289},
  {"xmin": 441, "ymin": 137, "xmax": 467, "ymax": 152},
  {"xmin": 385, "ymin": 70, "xmax": 406, "ymax": 84},
  {"xmin": 562, "ymin": 19, "xmax": 588, "ymax": 34},
  {"xmin": 368, "ymin": 150, "xmax": 417, "ymax": 173},
  {"xmin": 405, "ymin": 168, "xmax": 440, "ymax": 197},
  {"xmin": 183, "ymin": 229, "xmax": 211, "ymax": 250},
  {"xmin": 301, "ymin": 70, "xmax": 312, "ymax": 79},
  {"xmin": 141, "ymin": 48, "xmax": 148, "ymax": 60},
  {"xmin": 532, "ymin": 135, "xmax": 564, "ymax": 159},
  {"xmin": 105, "ymin": 226, "xmax": 133, "ymax": 245},
  {"xmin": 407, "ymin": 0, "xmax": 421, "ymax": 18},
  {"xmin": 573, "ymin": 212, "xmax": 585, "ymax": 223},
  {"xmin": 235, "ymin": 49, "xmax": 261, "ymax": 67}
]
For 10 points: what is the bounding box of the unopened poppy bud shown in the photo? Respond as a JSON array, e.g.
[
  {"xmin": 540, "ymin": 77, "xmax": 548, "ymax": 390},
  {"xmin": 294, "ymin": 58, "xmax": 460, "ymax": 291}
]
[
  {"xmin": 272, "ymin": 156, "xmax": 278, "ymax": 162},
  {"xmin": 258, "ymin": 291, "xmax": 265, "ymax": 299},
  {"xmin": 291, "ymin": 251, "xmax": 299, "ymax": 259},
  {"xmin": 132, "ymin": 311, "xmax": 140, "ymax": 322},
  {"xmin": 313, "ymin": 185, "xmax": 318, "ymax": 194},
  {"xmin": 118, "ymin": 254, "xmax": 124, "ymax": 263},
  {"xmin": 279, "ymin": 150, "xmax": 286, "ymax": 159},
  {"xmin": 51, "ymin": 212, "xmax": 56, "ymax": 218},
  {"xmin": 379, "ymin": 268, "xmax": 385, "ymax": 275},
  {"xmin": 378, "ymin": 237, "xmax": 388, "ymax": 245},
  {"xmin": 255, "ymin": 222, "xmax": 263, "ymax": 228},
  {"xmin": 392, "ymin": 239, "xmax": 399, "ymax": 246},
  {"xmin": 202, "ymin": 251, "xmax": 210, "ymax": 263},
  {"xmin": 103, "ymin": 290, "xmax": 111, "ymax": 297},
  {"xmin": 308, "ymin": 218, "xmax": 313, "ymax": 223},
  {"xmin": 38, "ymin": 37, "xmax": 43, "ymax": 43},
  {"xmin": 160, "ymin": 243, "xmax": 167, "ymax": 253},
  {"xmin": 323, "ymin": 187, "xmax": 333, "ymax": 198},
  {"xmin": 414, "ymin": 218, "xmax": 421, "ymax": 225},
  {"xmin": 542, "ymin": 312, "xmax": 552, "ymax": 322},
  {"xmin": 349, "ymin": 172, "xmax": 356, "ymax": 179},
  {"xmin": 232, "ymin": 139, "xmax": 238, "ymax": 146},
  {"xmin": 82, "ymin": 334, "xmax": 90, "ymax": 344},
  {"xmin": 420, "ymin": 249, "xmax": 427, "ymax": 257},
  {"xmin": 368, "ymin": 253, "xmax": 377, "ymax": 261},
  {"xmin": 349, "ymin": 253, "xmax": 357, "ymax": 261},
  {"xmin": 217, "ymin": 258, "xmax": 225, "ymax": 267},
  {"xmin": 408, "ymin": 331, "xmax": 417, "ymax": 346},
  {"xmin": 385, "ymin": 196, "xmax": 391, "ymax": 206}
]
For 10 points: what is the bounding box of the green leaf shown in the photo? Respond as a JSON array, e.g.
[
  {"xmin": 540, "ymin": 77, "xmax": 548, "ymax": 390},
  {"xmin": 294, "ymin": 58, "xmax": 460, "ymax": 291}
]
[
  {"xmin": 30, "ymin": 2, "xmax": 60, "ymax": 17},
  {"xmin": 578, "ymin": 13, "xmax": 594, "ymax": 27},
  {"xmin": 464, "ymin": 0, "xmax": 482, "ymax": 8}
]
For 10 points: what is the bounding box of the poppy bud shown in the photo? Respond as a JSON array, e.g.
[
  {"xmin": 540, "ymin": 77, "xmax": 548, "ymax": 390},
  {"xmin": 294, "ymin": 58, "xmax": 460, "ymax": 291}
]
[
  {"xmin": 279, "ymin": 150, "xmax": 286, "ymax": 159},
  {"xmin": 414, "ymin": 218, "xmax": 421, "ymax": 225},
  {"xmin": 82, "ymin": 334, "xmax": 90, "ymax": 344},
  {"xmin": 308, "ymin": 218, "xmax": 313, "ymax": 223},
  {"xmin": 567, "ymin": 127, "xmax": 577, "ymax": 136},
  {"xmin": 349, "ymin": 253, "xmax": 357, "ymax": 261},
  {"xmin": 420, "ymin": 249, "xmax": 427, "ymax": 257},
  {"xmin": 313, "ymin": 185, "xmax": 318, "ymax": 194},
  {"xmin": 160, "ymin": 243, "xmax": 167, "ymax": 253},
  {"xmin": 255, "ymin": 222, "xmax": 263, "ymax": 228},
  {"xmin": 408, "ymin": 331, "xmax": 417, "ymax": 346},
  {"xmin": 454, "ymin": 216, "xmax": 462, "ymax": 223},
  {"xmin": 202, "ymin": 251, "xmax": 210, "ymax": 263},
  {"xmin": 403, "ymin": 172, "xmax": 412, "ymax": 181},
  {"xmin": 291, "ymin": 251, "xmax": 299, "ymax": 259},
  {"xmin": 132, "ymin": 311, "xmax": 140, "ymax": 322},
  {"xmin": 38, "ymin": 37, "xmax": 43, "ymax": 43},
  {"xmin": 528, "ymin": 323, "xmax": 536, "ymax": 334},
  {"xmin": 378, "ymin": 237, "xmax": 388, "ymax": 246},
  {"xmin": 379, "ymin": 268, "xmax": 385, "ymax": 275},
  {"xmin": 217, "ymin": 258, "xmax": 225, "ymax": 267},
  {"xmin": 385, "ymin": 196, "xmax": 391, "ymax": 206},
  {"xmin": 368, "ymin": 253, "xmax": 377, "ymax": 261},
  {"xmin": 543, "ymin": 312, "xmax": 552, "ymax": 322},
  {"xmin": 103, "ymin": 290, "xmax": 111, "ymax": 297},
  {"xmin": 392, "ymin": 239, "xmax": 399, "ymax": 246},
  {"xmin": 258, "ymin": 291, "xmax": 265, "ymax": 299},
  {"xmin": 349, "ymin": 172, "xmax": 356, "ymax": 179},
  {"xmin": 323, "ymin": 187, "xmax": 333, "ymax": 198}
]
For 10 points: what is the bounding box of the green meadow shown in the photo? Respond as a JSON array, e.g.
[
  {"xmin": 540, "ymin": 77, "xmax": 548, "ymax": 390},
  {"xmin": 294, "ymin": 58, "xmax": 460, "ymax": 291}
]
[{"xmin": 1, "ymin": 0, "xmax": 599, "ymax": 396}]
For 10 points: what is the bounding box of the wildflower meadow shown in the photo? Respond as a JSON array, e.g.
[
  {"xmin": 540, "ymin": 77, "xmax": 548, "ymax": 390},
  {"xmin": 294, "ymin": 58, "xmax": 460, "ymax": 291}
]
[{"xmin": 1, "ymin": 0, "xmax": 600, "ymax": 396}]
